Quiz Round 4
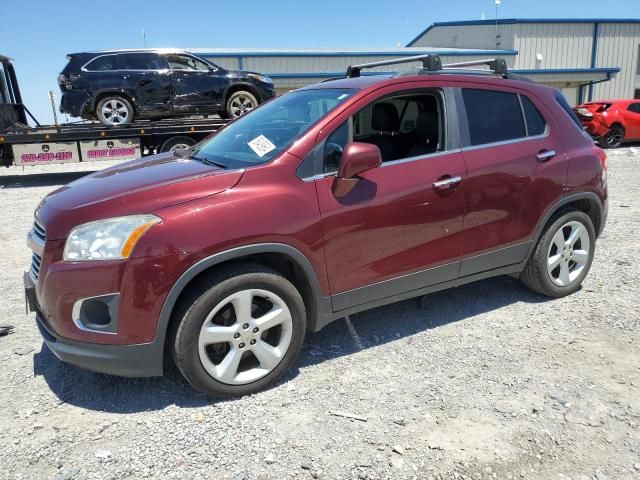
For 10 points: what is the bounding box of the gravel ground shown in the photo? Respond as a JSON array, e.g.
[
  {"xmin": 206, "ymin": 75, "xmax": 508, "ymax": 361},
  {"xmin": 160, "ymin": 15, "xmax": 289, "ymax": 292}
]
[{"xmin": 0, "ymin": 150, "xmax": 639, "ymax": 480}]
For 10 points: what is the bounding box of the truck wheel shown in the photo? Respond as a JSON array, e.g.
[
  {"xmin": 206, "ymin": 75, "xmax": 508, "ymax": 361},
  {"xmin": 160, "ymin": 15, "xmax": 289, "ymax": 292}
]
[
  {"xmin": 171, "ymin": 264, "xmax": 306, "ymax": 398},
  {"xmin": 160, "ymin": 136, "xmax": 196, "ymax": 153},
  {"xmin": 520, "ymin": 210, "xmax": 595, "ymax": 298},
  {"xmin": 225, "ymin": 91, "xmax": 258, "ymax": 118},
  {"xmin": 96, "ymin": 96, "xmax": 134, "ymax": 125},
  {"xmin": 600, "ymin": 124, "xmax": 624, "ymax": 149}
]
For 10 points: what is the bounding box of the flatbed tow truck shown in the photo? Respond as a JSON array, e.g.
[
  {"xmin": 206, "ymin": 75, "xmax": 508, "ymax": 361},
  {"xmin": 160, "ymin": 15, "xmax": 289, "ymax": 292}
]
[{"xmin": 0, "ymin": 55, "xmax": 230, "ymax": 167}]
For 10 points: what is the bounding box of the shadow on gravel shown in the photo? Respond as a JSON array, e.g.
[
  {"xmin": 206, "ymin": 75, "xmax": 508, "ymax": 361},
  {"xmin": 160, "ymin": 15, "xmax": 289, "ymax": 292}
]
[
  {"xmin": 0, "ymin": 171, "xmax": 93, "ymax": 188},
  {"xmin": 33, "ymin": 274, "xmax": 550, "ymax": 413}
]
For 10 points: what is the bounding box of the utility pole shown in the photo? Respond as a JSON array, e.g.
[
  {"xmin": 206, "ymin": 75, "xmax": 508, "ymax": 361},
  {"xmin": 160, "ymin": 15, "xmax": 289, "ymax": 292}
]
[{"xmin": 495, "ymin": 0, "xmax": 501, "ymax": 49}]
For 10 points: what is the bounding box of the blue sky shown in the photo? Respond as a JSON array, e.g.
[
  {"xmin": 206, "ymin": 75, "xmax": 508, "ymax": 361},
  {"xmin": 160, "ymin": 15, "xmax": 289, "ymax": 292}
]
[{"xmin": 4, "ymin": 0, "xmax": 639, "ymax": 123}]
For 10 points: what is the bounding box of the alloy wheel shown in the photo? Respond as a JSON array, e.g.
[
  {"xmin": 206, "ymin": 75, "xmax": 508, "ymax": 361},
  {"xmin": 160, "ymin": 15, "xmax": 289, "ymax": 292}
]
[
  {"xmin": 198, "ymin": 289, "xmax": 293, "ymax": 385},
  {"xmin": 229, "ymin": 94, "xmax": 256, "ymax": 117},
  {"xmin": 605, "ymin": 126, "xmax": 623, "ymax": 147},
  {"xmin": 101, "ymin": 99, "xmax": 131, "ymax": 125},
  {"xmin": 546, "ymin": 220, "xmax": 591, "ymax": 287}
]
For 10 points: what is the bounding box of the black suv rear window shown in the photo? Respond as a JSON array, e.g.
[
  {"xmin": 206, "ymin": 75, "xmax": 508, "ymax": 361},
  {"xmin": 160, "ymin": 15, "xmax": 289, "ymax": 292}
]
[
  {"xmin": 521, "ymin": 96, "xmax": 546, "ymax": 136},
  {"xmin": 121, "ymin": 53, "xmax": 167, "ymax": 70},
  {"xmin": 462, "ymin": 89, "xmax": 526, "ymax": 146},
  {"xmin": 85, "ymin": 55, "xmax": 118, "ymax": 71}
]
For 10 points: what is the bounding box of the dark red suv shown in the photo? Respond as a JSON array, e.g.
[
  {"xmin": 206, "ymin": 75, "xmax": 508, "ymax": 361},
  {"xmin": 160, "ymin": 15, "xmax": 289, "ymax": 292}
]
[{"xmin": 25, "ymin": 56, "xmax": 608, "ymax": 397}]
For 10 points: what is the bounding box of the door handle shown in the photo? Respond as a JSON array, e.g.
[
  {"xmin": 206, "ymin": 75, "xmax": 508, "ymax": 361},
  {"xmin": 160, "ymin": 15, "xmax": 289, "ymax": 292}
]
[
  {"xmin": 536, "ymin": 150, "xmax": 556, "ymax": 162},
  {"xmin": 122, "ymin": 74, "xmax": 131, "ymax": 80},
  {"xmin": 433, "ymin": 175, "xmax": 462, "ymax": 191}
]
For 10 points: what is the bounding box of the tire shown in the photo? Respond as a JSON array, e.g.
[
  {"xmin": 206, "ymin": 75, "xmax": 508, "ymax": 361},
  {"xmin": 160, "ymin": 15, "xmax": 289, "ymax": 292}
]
[
  {"xmin": 600, "ymin": 124, "xmax": 624, "ymax": 149},
  {"xmin": 225, "ymin": 91, "xmax": 258, "ymax": 119},
  {"xmin": 171, "ymin": 263, "xmax": 306, "ymax": 398},
  {"xmin": 160, "ymin": 136, "xmax": 196, "ymax": 153},
  {"xmin": 520, "ymin": 210, "xmax": 596, "ymax": 297},
  {"xmin": 96, "ymin": 96, "xmax": 134, "ymax": 125}
]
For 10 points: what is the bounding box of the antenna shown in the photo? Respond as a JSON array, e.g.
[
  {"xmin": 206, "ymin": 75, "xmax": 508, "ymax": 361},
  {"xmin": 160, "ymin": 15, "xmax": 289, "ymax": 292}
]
[
  {"xmin": 494, "ymin": 0, "xmax": 501, "ymax": 49},
  {"xmin": 143, "ymin": 30, "xmax": 147, "ymax": 48}
]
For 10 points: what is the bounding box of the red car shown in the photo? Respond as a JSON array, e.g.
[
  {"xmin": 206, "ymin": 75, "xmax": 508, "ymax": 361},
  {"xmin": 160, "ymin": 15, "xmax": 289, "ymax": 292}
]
[
  {"xmin": 24, "ymin": 56, "xmax": 608, "ymax": 397},
  {"xmin": 575, "ymin": 99, "xmax": 640, "ymax": 148}
]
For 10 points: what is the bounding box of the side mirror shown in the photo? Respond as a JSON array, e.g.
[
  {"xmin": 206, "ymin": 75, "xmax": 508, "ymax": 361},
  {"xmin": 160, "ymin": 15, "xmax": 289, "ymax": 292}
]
[{"xmin": 332, "ymin": 142, "xmax": 382, "ymax": 198}]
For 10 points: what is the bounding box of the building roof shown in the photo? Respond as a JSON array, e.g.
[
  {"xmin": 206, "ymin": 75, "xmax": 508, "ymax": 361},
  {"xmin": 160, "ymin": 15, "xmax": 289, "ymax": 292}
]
[
  {"xmin": 192, "ymin": 47, "xmax": 518, "ymax": 57},
  {"xmin": 406, "ymin": 18, "xmax": 640, "ymax": 46}
]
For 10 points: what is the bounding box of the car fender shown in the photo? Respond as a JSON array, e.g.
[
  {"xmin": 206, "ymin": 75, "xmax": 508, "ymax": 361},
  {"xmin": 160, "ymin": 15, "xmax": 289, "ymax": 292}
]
[
  {"xmin": 223, "ymin": 81, "xmax": 262, "ymax": 103},
  {"xmin": 154, "ymin": 242, "xmax": 332, "ymax": 347},
  {"xmin": 525, "ymin": 191, "xmax": 604, "ymax": 262}
]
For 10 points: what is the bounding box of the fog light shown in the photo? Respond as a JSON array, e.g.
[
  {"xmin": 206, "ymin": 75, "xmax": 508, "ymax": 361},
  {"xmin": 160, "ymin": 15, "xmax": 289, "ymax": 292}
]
[{"xmin": 72, "ymin": 293, "xmax": 120, "ymax": 334}]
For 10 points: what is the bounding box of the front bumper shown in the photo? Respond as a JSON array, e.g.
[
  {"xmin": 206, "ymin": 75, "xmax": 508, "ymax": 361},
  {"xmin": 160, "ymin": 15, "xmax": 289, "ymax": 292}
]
[{"xmin": 24, "ymin": 271, "xmax": 164, "ymax": 377}]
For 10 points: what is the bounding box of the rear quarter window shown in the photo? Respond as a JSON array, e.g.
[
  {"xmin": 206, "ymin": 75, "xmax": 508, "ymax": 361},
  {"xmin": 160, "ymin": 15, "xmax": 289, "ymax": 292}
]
[
  {"xmin": 84, "ymin": 55, "xmax": 118, "ymax": 71},
  {"xmin": 462, "ymin": 88, "xmax": 526, "ymax": 146},
  {"xmin": 521, "ymin": 95, "xmax": 547, "ymax": 136}
]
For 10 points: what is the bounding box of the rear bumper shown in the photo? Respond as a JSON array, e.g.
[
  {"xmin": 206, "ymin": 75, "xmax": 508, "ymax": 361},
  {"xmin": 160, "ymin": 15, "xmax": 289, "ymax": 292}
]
[
  {"xmin": 580, "ymin": 119, "xmax": 610, "ymax": 138},
  {"xmin": 25, "ymin": 272, "xmax": 164, "ymax": 377},
  {"xmin": 60, "ymin": 91, "xmax": 92, "ymax": 117}
]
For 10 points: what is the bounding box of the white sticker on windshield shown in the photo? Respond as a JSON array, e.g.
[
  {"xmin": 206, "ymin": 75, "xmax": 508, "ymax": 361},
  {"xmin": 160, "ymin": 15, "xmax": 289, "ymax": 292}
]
[
  {"xmin": 337, "ymin": 93, "xmax": 349, "ymax": 100},
  {"xmin": 247, "ymin": 135, "xmax": 276, "ymax": 158}
]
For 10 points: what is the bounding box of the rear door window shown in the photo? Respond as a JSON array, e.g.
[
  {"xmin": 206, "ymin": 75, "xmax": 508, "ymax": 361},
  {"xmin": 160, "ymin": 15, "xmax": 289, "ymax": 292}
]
[
  {"xmin": 521, "ymin": 95, "xmax": 547, "ymax": 136},
  {"xmin": 120, "ymin": 53, "xmax": 168, "ymax": 70},
  {"xmin": 84, "ymin": 55, "xmax": 118, "ymax": 71},
  {"xmin": 462, "ymin": 88, "xmax": 526, "ymax": 146}
]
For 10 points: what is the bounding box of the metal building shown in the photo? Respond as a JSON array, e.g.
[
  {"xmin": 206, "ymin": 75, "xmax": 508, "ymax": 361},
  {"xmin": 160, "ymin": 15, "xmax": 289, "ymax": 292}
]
[
  {"xmin": 194, "ymin": 18, "xmax": 639, "ymax": 106},
  {"xmin": 408, "ymin": 18, "xmax": 640, "ymax": 104}
]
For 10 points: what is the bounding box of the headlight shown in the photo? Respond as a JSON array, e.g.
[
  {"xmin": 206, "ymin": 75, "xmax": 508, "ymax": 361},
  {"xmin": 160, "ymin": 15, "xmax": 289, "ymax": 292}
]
[
  {"xmin": 248, "ymin": 73, "xmax": 273, "ymax": 84},
  {"xmin": 63, "ymin": 215, "xmax": 161, "ymax": 261}
]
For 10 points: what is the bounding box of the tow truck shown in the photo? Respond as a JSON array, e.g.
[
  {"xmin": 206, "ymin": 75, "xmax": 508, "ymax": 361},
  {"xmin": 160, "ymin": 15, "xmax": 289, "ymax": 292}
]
[{"xmin": 0, "ymin": 55, "xmax": 229, "ymax": 167}]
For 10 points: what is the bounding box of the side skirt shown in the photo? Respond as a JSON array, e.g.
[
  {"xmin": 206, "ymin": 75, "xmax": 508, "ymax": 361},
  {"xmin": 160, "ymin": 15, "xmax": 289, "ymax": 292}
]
[{"xmin": 313, "ymin": 242, "xmax": 532, "ymax": 332}]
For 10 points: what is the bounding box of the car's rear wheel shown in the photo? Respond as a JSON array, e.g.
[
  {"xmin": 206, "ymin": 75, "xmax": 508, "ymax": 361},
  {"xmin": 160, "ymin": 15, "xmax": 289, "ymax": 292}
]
[
  {"xmin": 520, "ymin": 210, "xmax": 596, "ymax": 297},
  {"xmin": 96, "ymin": 96, "xmax": 134, "ymax": 125},
  {"xmin": 172, "ymin": 264, "xmax": 306, "ymax": 397},
  {"xmin": 600, "ymin": 124, "xmax": 624, "ymax": 149},
  {"xmin": 225, "ymin": 91, "xmax": 258, "ymax": 119}
]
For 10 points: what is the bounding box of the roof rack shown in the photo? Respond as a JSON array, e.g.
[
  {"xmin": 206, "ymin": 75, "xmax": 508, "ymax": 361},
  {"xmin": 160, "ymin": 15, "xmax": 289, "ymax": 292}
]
[{"xmin": 345, "ymin": 54, "xmax": 508, "ymax": 78}]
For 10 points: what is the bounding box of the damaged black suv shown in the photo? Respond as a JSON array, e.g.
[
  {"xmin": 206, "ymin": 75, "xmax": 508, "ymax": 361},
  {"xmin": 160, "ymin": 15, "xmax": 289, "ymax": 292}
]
[{"xmin": 58, "ymin": 49, "xmax": 276, "ymax": 125}]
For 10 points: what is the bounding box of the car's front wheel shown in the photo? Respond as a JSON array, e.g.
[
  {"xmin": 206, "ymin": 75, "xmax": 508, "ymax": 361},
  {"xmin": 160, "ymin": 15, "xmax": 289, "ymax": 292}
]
[
  {"xmin": 225, "ymin": 91, "xmax": 258, "ymax": 119},
  {"xmin": 520, "ymin": 210, "xmax": 596, "ymax": 297},
  {"xmin": 96, "ymin": 96, "xmax": 134, "ymax": 125},
  {"xmin": 172, "ymin": 264, "xmax": 306, "ymax": 397}
]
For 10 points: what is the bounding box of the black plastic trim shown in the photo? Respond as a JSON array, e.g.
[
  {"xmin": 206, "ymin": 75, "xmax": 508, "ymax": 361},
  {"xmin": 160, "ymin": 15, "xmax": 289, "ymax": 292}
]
[
  {"xmin": 36, "ymin": 314, "xmax": 164, "ymax": 377},
  {"xmin": 332, "ymin": 261, "xmax": 459, "ymax": 312},
  {"xmin": 459, "ymin": 241, "xmax": 531, "ymax": 277}
]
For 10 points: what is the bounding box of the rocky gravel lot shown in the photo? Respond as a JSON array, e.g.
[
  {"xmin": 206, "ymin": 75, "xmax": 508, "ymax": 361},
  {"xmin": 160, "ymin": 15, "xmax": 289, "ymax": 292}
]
[{"xmin": 0, "ymin": 149, "xmax": 639, "ymax": 480}]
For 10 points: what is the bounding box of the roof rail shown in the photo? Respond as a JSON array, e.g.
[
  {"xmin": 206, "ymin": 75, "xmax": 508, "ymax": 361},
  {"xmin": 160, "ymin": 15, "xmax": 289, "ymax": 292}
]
[{"xmin": 345, "ymin": 54, "xmax": 508, "ymax": 78}]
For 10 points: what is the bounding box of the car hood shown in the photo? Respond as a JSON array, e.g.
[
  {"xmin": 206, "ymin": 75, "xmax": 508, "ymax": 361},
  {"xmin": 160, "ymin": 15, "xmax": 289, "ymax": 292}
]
[{"xmin": 36, "ymin": 153, "xmax": 244, "ymax": 240}]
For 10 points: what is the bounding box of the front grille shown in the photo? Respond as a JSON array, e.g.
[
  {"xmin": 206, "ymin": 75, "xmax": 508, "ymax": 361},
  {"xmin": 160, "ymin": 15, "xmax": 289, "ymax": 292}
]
[
  {"xmin": 33, "ymin": 221, "xmax": 46, "ymax": 243},
  {"xmin": 30, "ymin": 252, "xmax": 42, "ymax": 281}
]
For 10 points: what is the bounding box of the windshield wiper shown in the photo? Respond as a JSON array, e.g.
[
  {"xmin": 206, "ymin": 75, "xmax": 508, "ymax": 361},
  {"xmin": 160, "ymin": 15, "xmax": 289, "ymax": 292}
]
[{"xmin": 175, "ymin": 147, "xmax": 227, "ymax": 169}]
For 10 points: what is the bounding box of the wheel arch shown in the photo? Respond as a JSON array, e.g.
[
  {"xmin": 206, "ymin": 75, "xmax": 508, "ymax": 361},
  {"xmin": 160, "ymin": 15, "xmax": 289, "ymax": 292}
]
[
  {"xmin": 527, "ymin": 192, "xmax": 604, "ymax": 261},
  {"xmin": 157, "ymin": 243, "xmax": 331, "ymax": 361},
  {"xmin": 224, "ymin": 82, "xmax": 262, "ymax": 105}
]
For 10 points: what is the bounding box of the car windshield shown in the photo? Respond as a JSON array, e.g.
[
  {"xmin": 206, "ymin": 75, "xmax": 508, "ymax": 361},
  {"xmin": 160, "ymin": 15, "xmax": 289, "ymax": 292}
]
[{"xmin": 190, "ymin": 88, "xmax": 356, "ymax": 169}]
